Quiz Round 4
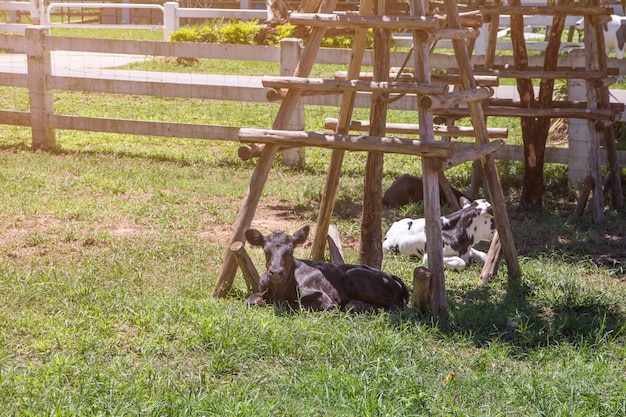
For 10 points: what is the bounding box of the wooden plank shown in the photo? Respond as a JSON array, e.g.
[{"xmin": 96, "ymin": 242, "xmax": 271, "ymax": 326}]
[
  {"xmin": 49, "ymin": 36, "xmax": 281, "ymax": 61},
  {"xmin": 50, "ymin": 75, "xmax": 269, "ymax": 102},
  {"xmin": 238, "ymin": 128, "xmax": 453, "ymax": 158},
  {"xmin": 51, "ymin": 114, "xmax": 241, "ymax": 140}
]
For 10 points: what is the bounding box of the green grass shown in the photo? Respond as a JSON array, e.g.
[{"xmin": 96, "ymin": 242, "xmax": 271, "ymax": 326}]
[{"xmin": 1, "ymin": 28, "xmax": 625, "ymax": 416}]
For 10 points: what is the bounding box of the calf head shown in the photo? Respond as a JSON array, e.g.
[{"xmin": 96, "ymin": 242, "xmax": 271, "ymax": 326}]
[
  {"xmin": 452, "ymin": 198, "xmax": 495, "ymax": 243},
  {"xmin": 244, "ymin": 225, "xmax": 310, "ymax": 285}
]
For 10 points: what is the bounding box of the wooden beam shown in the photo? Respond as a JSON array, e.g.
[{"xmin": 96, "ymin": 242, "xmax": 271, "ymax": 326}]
[
  {"xmin": 262, "ymin": 76, "xmax": 449, "ymax": 96},
  {"xmin": 419, "ymin": 86, "xmax": 492, "ymax": 110},
  {"xmin": 238, "ymin": 128, "xmax": 453, "ymax": 158},
  {"xmin": 289, "ymin": 13, "xmax": 439, "ymax": 30},
  {"xmin": 435, "ymin": 106, "xmax": 618, "ymax": 121},
  {"xmin": 479, "ymin": 5, "xmax": 612, "ymax": 16},
  {"xmin": 229, "ymin": 241, "xmax": 260, "ymax": 293},
  {"xmin": 324, "ymin": 118, "xmax": 508, "ymax": 138}
]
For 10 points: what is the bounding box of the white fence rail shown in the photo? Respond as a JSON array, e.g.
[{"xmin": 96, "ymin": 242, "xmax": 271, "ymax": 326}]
[
  {"xmin": 0, "ymin": 27, "xmax": 625, "ymax": 175},
  {"xmin": 0, "ymin": 0, "xmax": 268, "ymax": 39}
]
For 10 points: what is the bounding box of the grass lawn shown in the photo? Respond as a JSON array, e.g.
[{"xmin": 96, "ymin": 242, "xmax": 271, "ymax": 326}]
[{"xmin": 0, "ymin": 28, "xmax": 625, "ymax": 417}]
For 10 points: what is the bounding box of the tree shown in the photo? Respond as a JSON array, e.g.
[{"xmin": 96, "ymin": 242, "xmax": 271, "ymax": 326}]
[
  {"xmin": 265, "ymin": 0, "xmax": 290, "ymax": 25},
  {"xmin": 510, "ymin": 2, "xmax": 566, "ymax": 210}
]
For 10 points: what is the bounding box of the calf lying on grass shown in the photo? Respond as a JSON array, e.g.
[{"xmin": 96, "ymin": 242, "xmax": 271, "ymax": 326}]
[
  {"xmin": 383, "ymin": 174, "xmax": 468, "ymax": 208},
  {"xmin": 245, "ymin": 225, "xmax": 409, "ymax": 312},
  {"xmin": 382, "ymin": 198, "xmax": 496, "ymax": 271}
]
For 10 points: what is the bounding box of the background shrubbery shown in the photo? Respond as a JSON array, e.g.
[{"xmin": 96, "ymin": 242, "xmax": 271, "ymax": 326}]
[{"xmin": 169, "ymin": 18, "xmax": 376, "ymax": 48}]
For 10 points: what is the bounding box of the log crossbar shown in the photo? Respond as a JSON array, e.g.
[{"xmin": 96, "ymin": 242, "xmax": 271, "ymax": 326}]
[
  {"xmin": 323, "ymin": 118, "xmax": 508, "ymax": 138},
  {"xmin": 334, "ymin": 71, "xmax": 500, "ymax": 87},
  {"xmin": 435, "ymin": 106, "xmax": 619, "ymax": 121},
  {"xmin": 479, "ymin": 5, "xmax": 613, "ymax": 16},
  {"xmin": 419, "ymin": 86, "xmax": 492, "ymax": 110},
  {"xmin": 261, "ymin": 76, "xmax": 449, "ymax": 96},
  {"xmin": 471, "ymin": 69, "xmax": 611, "ymax": 80},
  {"xmin": 238, "ymin": 128, "xmax": 453, "ymax": 158},
  {"xmin": 289, "ymin": 13, "xmax": 440, "ymax": 30},
  {"xmin": 415, "ymin": 27, "xmax": 480, "ymax": 42}
]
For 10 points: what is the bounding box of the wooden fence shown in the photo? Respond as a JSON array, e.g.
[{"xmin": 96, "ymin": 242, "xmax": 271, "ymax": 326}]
[{"xmin": 0, "ymin": 27, "xmax": 625, "ymax": 175}]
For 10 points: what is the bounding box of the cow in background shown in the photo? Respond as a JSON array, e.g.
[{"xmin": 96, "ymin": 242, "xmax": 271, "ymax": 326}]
[
  {"xmin": 382, "ymin": 198, "xmax": 496, "ymax": 271},
  {"xmin": 245, "ymin": 225, "xmax": 409, "ymax": 312},
  {"xmin": 382, "ymin": 174, "xmax": 469, "ymax": 208}
]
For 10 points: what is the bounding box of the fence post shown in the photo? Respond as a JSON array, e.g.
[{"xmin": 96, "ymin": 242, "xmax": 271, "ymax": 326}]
[
  {"xmin": 163, "ymin": 2, "xmax": 179, "ymax": 41},
  {"xmin": 280, "ymin": 38, "xmax": 306, "ymax": 166},
  {"xmin": 25, "ymin": 26, "xmax": 55, "ymax": 150},
  {"xmin": 29, "ymin": 0, "xmax": 42, "ymax": 25},
  {"xmin": 567, "ymin": 79, "xmax": 590, "ymax": 186}
]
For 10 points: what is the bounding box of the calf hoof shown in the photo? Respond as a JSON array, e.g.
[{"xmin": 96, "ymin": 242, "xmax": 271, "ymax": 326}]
[{"xmin": 246, "ymin": 293, "xmax": 265, "ymax": 307}]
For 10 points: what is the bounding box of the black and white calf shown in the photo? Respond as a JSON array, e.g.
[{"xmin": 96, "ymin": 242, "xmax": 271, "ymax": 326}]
[{"xmin": 382, "ymin": 198, "xmax": 496, "ymax": 271}]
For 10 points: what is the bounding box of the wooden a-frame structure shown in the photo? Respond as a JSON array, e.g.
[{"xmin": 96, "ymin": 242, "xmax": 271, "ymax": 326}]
[{"xmin": 213, "ymin": 0, "xmax": 521, "ymax": 317}]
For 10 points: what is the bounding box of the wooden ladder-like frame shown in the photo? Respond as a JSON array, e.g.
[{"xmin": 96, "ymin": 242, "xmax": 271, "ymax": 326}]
[{"xmin": 214, "ymin": 0, "xmax": 520, "ymax": 317}]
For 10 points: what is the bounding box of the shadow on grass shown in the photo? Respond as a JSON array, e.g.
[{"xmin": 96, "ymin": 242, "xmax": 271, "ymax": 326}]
[{"xmin": 390, "ymin": 273, "xmax": 625, "ymax": 355}]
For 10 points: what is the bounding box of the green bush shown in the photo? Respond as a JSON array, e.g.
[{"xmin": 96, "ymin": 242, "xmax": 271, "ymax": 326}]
[
  {"xmin": 217, "ymin": 20, "xmax": 260, "ymax": 45},
  {"xmin": 169, "ymin": 20, "xmax": 379, "ymax": 49},
  {"xmin": 266, "ymin": 23, "xmax": 296, "ymax": 46}
]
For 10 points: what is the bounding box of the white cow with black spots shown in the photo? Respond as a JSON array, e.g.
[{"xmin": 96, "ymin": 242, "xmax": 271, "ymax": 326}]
[{"xmin": 382, "ymin": 198, "xmax": 496, "ymax": 271}]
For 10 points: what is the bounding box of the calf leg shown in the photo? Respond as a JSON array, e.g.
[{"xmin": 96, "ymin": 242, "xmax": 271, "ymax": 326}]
[
  {"xmin": 468, "ymin": 248, "xmax": 488, "ymax": 263},
  {"xmin": 342, "ymin": 266, "xmax": 408, "ymax": 311},
  {"xmin": 300, "ymin": 291, "xmax": 337, "ymax": 311},
  {"xmin": 342, "ymin": 300, "xmax": 380, "ymax": 313}
]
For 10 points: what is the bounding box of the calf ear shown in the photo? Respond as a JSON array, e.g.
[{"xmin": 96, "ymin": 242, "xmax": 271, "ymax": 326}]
[
  {"xmin": 459, "ymin": 196, "xmax": 471, "ymax": 208},
  {"xmin": 291, "ymin": 225, "xmax": 310, "ymax": 246},
  {"xmin": 244, "ymin": 229, "xmax": 265, "ymax": 247}
]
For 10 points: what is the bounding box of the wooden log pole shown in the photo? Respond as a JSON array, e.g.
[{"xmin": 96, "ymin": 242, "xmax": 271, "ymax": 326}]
[
  {"xmin": 327, "ymin": 224, "xmax": 345, "ymax": 264},
  {"xmin": 358, "ymin": 0, "xmax": 389, "ymax": 269},
  {"xmin": 324, "ymin": 118, "xmax": 508, "ymax": 138},
  {"xmin": 25, "ymin": 26, "xmax": 55, "ymax": 150},
  {"xmin": 213, "ymin": 0, "xmax": 340, "ymax": 297},
  {"xmin": 238, "ymin": 142, "xmax": 264, "ymax": 160},
  {"xmin": 441, "ymin": 139, "xmax": 505, "ymax": 170},
  {"xmin": 480, "ymin": 5, "xmax": 612, "ymax": 16},
  {"xmin": 229, "ymin": 241, "xmax": 260, "ymax": 293},
  {"xmin": 414, "ymin": 27, "xmax": 480, "ymax": 42},
  {"xmin": 478, "ymin": 231, "xmax": 501, "ymax": 284},
  {"xmin": 412, "ymin": 266, "xmax": 432, "ymax": 314},
  {"xmin": 289, "ymin": 13, "xmax": 440, "ymax": 30},
  {"xmin": 238, "ymin": 129, "xmax": 453, "ymax": 158},
  {"xmin": 444, "ymin": 0, "xmax": 520, "ymax": 279},
  {"xmin": 311, "ymin": 0, "xmax": 374, "ymax": 261},
  {"xmin": 576, "ymin": 175, "xmax": 594, "ymax": 217},
  {"xmin": 434, "ymin": 106, "xmax": 618, "ymax": 121},
  {"xmin": 261, "ymin": 76, "xmax": 449, "ymax": 95},
  {"xmin": 419, "ymin": 86, "xmax": 492, "ymax": 110}
]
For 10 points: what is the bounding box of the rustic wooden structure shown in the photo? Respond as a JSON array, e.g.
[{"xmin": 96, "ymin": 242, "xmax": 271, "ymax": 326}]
[
  {"xmin": 213, "ymin": 0, "xmax": 521, "ymax": 317},
  {"xmin": 477, "ymin": 1, "xmax": 624, "ymax": 223}
]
